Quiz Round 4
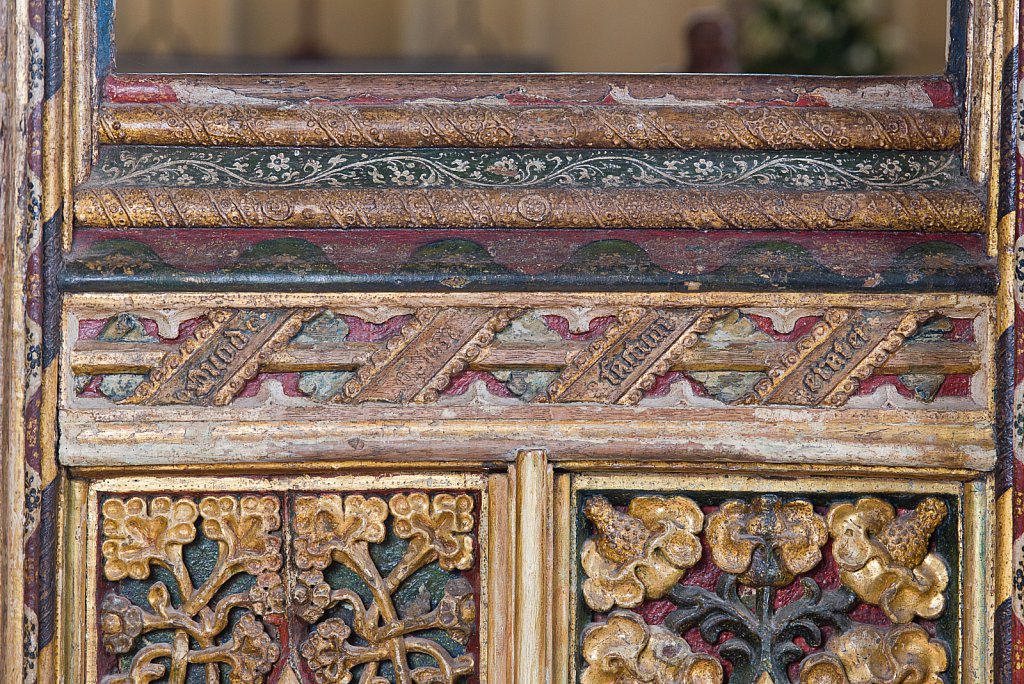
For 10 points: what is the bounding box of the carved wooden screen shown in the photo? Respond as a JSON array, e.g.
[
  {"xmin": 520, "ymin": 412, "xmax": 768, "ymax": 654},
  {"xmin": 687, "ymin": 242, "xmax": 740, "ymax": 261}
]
[{"xmin": 2, "ymin": 1, "xmax": 1023, "ymax": 683}]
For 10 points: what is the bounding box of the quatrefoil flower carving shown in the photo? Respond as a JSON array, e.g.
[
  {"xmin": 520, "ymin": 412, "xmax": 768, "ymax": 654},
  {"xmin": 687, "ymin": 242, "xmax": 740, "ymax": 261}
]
[
  {"xmin": 581, "ymin": 611, "xmax": 724, "ymax": 684},
  {"xmin": 581, "ymin": 495, "xmax": 704, "ymax": 611},
  {"xmin": 300, "ymin": 619, "xmax": 364, "ymax": 684},
  {"xmin": 99, "ymin": 593, "xmax": 144, "ymax": 655},
  {"xmin": 706, "ymin": 495, "xmax": 828, "ymax": 587},
  {"xmin": 219, "ymin": 613, "xmax": 282, "ymax": 684},
  {"xmin": 578, "ymin": 493, "xmax": 953, "ymax": 684},
  {"xmin": 827, "ymin": 497, "xmax": 949, "ymax": 623}
]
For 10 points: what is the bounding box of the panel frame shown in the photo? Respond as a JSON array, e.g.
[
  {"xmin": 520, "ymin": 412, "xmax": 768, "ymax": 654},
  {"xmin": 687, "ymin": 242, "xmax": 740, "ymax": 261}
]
[
  {"xmin": 66, "ymin": 470, "xmax": 515, "ymax": 684},
  {"xmin": 0, "ymin": 0, "xmax": 1016, "ymax": 683},
  {"xmin": 556, "ymin": 470, "xmax": 995, "ymax": 684}
]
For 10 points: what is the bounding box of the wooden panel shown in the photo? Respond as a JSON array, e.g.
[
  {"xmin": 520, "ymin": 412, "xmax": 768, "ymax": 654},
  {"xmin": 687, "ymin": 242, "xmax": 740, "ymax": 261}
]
[
  {"xmin": 560, "ymin": 473, "xmax": 990, "ymax": 684},
  {"xmin": 80, "ymin": 473, "xmax": 510, "ymax": 684}
]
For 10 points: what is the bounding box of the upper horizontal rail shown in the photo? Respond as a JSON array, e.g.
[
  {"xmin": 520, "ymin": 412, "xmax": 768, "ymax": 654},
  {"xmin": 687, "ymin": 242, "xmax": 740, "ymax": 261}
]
[{"xmin": 100, "ymin": 74, "xmax": 961, "ymax": 151}]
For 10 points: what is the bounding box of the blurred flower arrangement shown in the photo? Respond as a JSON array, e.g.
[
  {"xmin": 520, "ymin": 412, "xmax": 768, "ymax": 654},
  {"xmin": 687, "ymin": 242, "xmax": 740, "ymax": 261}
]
[{"xmin": 733, "ymin": 0, "xmax": 897, "ymax": 75}]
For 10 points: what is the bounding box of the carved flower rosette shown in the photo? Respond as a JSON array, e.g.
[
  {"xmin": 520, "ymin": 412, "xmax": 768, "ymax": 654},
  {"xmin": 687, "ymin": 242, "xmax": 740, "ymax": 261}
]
[
  {"xmin": 577, "ymin": 492, "xmax": 955, "ymax": 684},
  {"xmin": 581, "ymin": 495, "xmax": 704, "ymax": 612},
  {"xmin": 827, "ymin": 497, "xmax": 950, "ymax": 624}
]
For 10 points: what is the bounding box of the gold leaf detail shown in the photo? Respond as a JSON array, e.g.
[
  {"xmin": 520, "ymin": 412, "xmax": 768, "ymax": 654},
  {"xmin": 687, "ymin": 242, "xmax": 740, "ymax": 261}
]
[
  {"xmin": 581, "ymin": 611, "xmax": 724, "ymax": 684},
  {"xmin": 821, "ymin": 311, "xmax": 936, "ymax": 407},
  {"xmin": 706, "ymin": 495, "xmax": 828, "ymax": 587},
  {"xmin": 827, "ymin": 497, "xmax": 949, "ymax": 623},
  {"xmin": 799, "ymin": 624, "xmax": 948, "ymax": 684},
  {"xmin": 294, "ymin": 492, "xmax": 479, "ymax": 684},
  {"xmin": 389, "ymin": 492, "xmax": 476, "ymax": 571},
  {"xmin": 292, "ymin": 494, "xmax": 389, "ymax": 570},
  {"xmin": 99, "ymin": 495, "xmax": 283, "ymax": 684},
  {"xmin": 199, "ymin": 495, "xmax": 283, "ymax": 575},
  {"xmin": 101, "ymin": 496, "xmax": 199, "ymax": 581},
  {"xmin": 581, "ymin": 495, "xmax": 703, "ymax": 611}
]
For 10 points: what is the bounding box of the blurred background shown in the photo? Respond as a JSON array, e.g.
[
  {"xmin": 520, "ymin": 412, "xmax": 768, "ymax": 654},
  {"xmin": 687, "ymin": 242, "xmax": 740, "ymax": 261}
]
[{"xmin": 113, "ymin": 0, "xmax": 949, "ymax": 75}]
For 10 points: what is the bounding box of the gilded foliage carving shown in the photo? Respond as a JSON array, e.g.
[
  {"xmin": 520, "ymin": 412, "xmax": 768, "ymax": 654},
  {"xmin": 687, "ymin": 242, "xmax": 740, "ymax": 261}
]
[
  {"xmin": 705, "ymin": 496, "xmax": 828, "ymax": 587},
  {"xmin": 97, "ymin": 490, "xmax": 481, "ymax": 684},
  {"xmin": 292, "ymin": 494, "xmax": 390, "ymax": 570},
  {"xmin": 579, "ymin": 493, "xmax": 954, "ymax": 684},
  {"xmin": 799, "ymin": 625, "xmax": 948, "ymax": 684},
  {"xmin": 99, "ymin": 495, "xmax": 283, "ymax": 684},
  {"xmin": 293, "ymin": 492, "xmax": 478, "ymax": 684},
  {"xmin": 388, "ymin": 492, "xmax": 476, "ymax": 571},
  {"xmin": 581, "ymin": 495, "xmax": 704, "ymax": 612},
  {"xmin": 581, "ymin": 611, "xmax": 724, "ymax": 684},
  {"xmin": 101, "ymin": 496, "xmax": 200, "ymax": 582},
  {"xmin": 828, "ymin": 497, "xmax": 949, "ymax": 623}
]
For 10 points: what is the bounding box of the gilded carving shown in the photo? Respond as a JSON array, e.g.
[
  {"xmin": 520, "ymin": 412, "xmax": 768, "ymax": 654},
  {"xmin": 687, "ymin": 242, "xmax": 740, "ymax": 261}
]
[
  {"xmin": 705, "ymin": 495, "xmax": 828, "ymax": 587},
  {"xmin": 339, "ymin": 307, "xmax": 521, "ymax": 404},
  {"xmin": 95, "ymin": 489, "xmax": 482, "ymax": 683},
  {"xmin": 799, "ymin": 625, "xmax": 948, "ymax": 684},
  {"xmin": 292, "ymin": 494, "xmax": 389, "ymax": 570},
  {"xmin": 739, "ymin": 310, "xmax": 935, "ymax": 406},
  {"xmin": 578, "ymin": 492, "xmax": 953, "ymax": 684},
  {"xmin": 828, "ymin": 497, "xmax": 950, "ymax": 623},
  {"xmin": 73, "ymin": 186, "xmax": 985, "ymax": 233},
  {"xmin": 821, "ymin": 312, "xmax": 939, "ymax": 407},
  {"xmin": 100, "ymin": 496, "xmax": 200, "ymax": 581},
  {"xmin": 580, "ymin": 611, "xmax": 724, "ymax": 684},
  {"xmin": 581, "ymin": 495, "xmax": 704, "ymax": 611},
  {"xmin": 98, "ymin": 495, "xmax": 283, "ymax": 684},
  {"xmin": 293, "ymin": 493, "xmax": 479, "ymax": 684},
  {"xmin": 389, "ymin": 492, "xmax": 476, "ymax": 570},
  {"xmin": 98, "ymin": 102, "xmax": 961, "ymax": 151},
  {"xmin": 544, "ymin": 308, "xmax": 728, "ymax": 404}
]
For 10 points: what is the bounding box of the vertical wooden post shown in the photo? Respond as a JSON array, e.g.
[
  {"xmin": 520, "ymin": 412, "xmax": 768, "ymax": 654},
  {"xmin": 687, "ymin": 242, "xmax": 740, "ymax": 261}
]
[
  {"xmin": 514, "ymin": 449, "xmax": 551, "ymax": 683},
  {"xmin": 0, "ymin": 0, "xmax": 30, "ymax": 680}
]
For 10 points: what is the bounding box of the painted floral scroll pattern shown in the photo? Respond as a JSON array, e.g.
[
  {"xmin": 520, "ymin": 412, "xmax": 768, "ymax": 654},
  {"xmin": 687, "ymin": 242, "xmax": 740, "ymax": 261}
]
[
  {"xmin": 91, "ymin": 147, "xmax": 960, "ymax": 192},
  {"xmin": 579, "ymin": 494, "xmax": 954, "ymax": 684}
]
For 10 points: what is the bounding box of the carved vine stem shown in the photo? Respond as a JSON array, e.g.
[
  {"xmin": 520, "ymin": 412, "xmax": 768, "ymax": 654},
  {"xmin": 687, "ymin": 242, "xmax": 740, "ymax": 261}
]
[
  {"xmin": 294, "ymin": 493, "xmax": 477, "ymax": 684},
  {"xmin": 666, "ymin": 577, "xmax": 856, "ymax": 684},
  {"xmin": 580, "ymin": 493, "xmax": 954, "ymax": 684},
  {"xmin": 99, "ymin": 496, "xmax": 282, "ymax": 684}
]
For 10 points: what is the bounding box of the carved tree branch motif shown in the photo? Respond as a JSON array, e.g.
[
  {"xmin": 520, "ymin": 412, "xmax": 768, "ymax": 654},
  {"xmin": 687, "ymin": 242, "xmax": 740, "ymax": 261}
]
[
  {"xmin": 99, "ymin": 495, "xmax": 284, "ymax": 684},
  {"xmin": 293, "ymin": 493, "xmax": 478, "ymax": 684}
]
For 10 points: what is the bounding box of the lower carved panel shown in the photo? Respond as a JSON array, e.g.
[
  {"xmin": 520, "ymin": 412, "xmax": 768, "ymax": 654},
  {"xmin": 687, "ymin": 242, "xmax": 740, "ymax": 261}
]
[
  {"xmin": 568, "ymin": 475, "xmax": 983, "ymax": 684},
  {"xmin": 85, "ymin": 475, "xmax": 499, "ymax": 684}
]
